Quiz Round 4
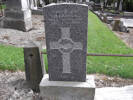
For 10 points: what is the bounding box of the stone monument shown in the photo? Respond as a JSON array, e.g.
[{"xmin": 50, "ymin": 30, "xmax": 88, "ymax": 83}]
[
  {"xmin": 3, "ymin": 0, "xmax": 32, "ymax": 31},
  {"xmin": 40, "ymin": 3, "xmax": 95, "ymax": 100},
  {"xmin": 29, "ymin": 0, "xmax": 38, "ymax": 10}
]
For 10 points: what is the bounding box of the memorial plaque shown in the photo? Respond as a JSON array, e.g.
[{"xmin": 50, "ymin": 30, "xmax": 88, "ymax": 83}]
[{"xmin": 44, "ymin": 3, "xmax": 88, "ymax": 82}]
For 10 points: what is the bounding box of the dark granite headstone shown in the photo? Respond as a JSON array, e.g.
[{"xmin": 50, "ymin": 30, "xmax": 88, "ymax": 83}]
[{"xmin": 44, "ymin": 3, "xmax": 88, "ymax": 82}]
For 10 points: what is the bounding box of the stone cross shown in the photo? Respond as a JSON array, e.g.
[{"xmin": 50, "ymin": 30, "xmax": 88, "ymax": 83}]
[{"xmin": 50, "ymin": 27, "xmax": 83, "ymax": 73}]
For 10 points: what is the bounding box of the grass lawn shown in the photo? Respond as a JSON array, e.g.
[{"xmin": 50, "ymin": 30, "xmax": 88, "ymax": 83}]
[
  {"xmin": 0, "ymin": 45, "xmax": 24, "ymax": 71},
  {"xmin": 0, "ymin": 11, "xmax": 133, "ymax": 78},
  {"xmin": 87, "ymin": 11, "xmax": 133, "ymax": 78}
]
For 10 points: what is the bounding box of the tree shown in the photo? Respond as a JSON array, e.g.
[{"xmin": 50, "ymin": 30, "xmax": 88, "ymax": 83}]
[
  {"xmin": 42, "ymin": 0, "xmax": 49, "ymax": 5},
  {"xmin": 123, "ymin": 0, "xmax": 133, "ymax": 11}
]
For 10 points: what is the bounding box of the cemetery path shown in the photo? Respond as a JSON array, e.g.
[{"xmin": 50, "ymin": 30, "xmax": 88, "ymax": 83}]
[
  {"xmin": 113, "ymin": 28, "xmax": 133, "ymax": 49},
  {"xmin": 95, "ymin": 74, "xmax": 133, "ymax": 88},
  {"xmin": 0, "ymin": 70, "xmax": 133, "ymax": 100},
  {"xmin": 0, "ymin": 15, "xmax": 46, "ymax": 49},
  {"xmin": 107, "ymin": 22, "xmax": 133, "ymax": 49}
]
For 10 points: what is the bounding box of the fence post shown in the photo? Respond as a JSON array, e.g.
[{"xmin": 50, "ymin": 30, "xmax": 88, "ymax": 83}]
[{"xmin": 24, "ymin": 43, "xmax": 45, "ymax": 92}]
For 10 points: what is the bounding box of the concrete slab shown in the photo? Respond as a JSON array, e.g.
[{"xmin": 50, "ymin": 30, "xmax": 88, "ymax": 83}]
[
  {"xmin": 121, "ymin": 18, "xmax": 133, "ymax": 28},
  {"xmin": 40, "ymin": 74, "xmax": 95, "ymax": 100},
  {"xmin": 95, "ymin": 85, "xmax": 133, "ymax": 100}
]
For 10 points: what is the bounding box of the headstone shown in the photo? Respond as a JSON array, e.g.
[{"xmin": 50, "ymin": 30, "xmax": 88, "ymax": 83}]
[
  {"xmin": 112, "ymin": 19, "xmax": 128, "ymax": 33},
  {"xmin": 44, "ymin": 3, "xmax": 88, "ymax": 82},
  {"xmin": 119, "ymin": 21, "xmax": 129, "ymax": 33},
  {"xmin": 107, "ymin": 16, "xmax": 113, "ymax": 24},
  {"xmin": 86, "ymin": 0, "xmax": 90, "ymax": 2},
  {"xmin": 119, "ymin": 0, "xmax": 123, "ymax": 11},
  {"xmin": 111, "ymin": 3, "xmax": 114, "ymax": 8},
  {"xmin": 40, "ymin": 3, "xmax": 95, "ymax": 100},
  {"xmin": 3, "ymin": 0, "xmax": 32, "ymax": 31},
  {"xmin": 29, "ymin": 0, "xmax": 38, "ymax": 10},
  {"xmin": 123, "ymin": 12, "xmax": 133, "ymax": 18},
  {"xmin": 112, "ymin": 19, "xmax": 121, "ymax": 31},
  {"xmin": 115, "ymin": 2, "xmax": 117, "ymax": 8},
  {"xmin": 121, "ymin": 18, "xmax": 133, "ymax": 28}
]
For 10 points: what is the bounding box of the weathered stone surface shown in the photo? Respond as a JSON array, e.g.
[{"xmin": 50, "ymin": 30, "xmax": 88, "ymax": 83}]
[
  {"xmin": 29, "ymin": 0, "xmax": 38, "ymax": 10},
  {"xmin": 44, "ymin": 3, "xmax": 88, "ymax": 82},
  {"xmin": 24, "ymin": 42, "xmax": 45, "ymax": 92},
  {"xmin": 112, "ymin": 19, "xmax": 129, "ymax": 33},
  {"xmin": 123, "ymin": 12, "xmax": 133, "ymax": 18},
  {"xmin": 3, "ymin": 17, "xmax": 32, "ymax": 32},
  {"xmin": 5, "ymin": 10, "xmax": 31, "ymax": 19},
  {"xmin": 40, "ymin": 74, "xmax": 95, "ymax": 100},
  {"xmin": 5, "ymin": 0, "xmax": 29, "ymax": 10},
  {"xmin": 112, "ymin": 20, "xmax": 121, "ymax": 31}
]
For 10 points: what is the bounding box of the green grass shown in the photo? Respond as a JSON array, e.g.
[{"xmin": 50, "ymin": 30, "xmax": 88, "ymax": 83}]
[
  {"xmin": 0, "ymin": 11, "xmax": 133, "ymax": 78},
  {"xmin": 0, "ymin": 4, "xmax": 6, "ymax": 10},
  {"xmin": 0, "ymin": 45, "xmax": 24, "ymax": 71},
  {"xmin": 87, "ymin": 11, "xmax": 133, "ymax": 78}
]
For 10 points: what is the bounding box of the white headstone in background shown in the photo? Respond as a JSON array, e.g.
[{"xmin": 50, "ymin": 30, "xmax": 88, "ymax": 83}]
[
  {"xmin": 86, "ymin": 0, "xmax": 90, "ymax": 2},
  {"xmin": 115, "ymin": 2, "xmax": 117, "ymax": 8},
  {"xmin": 121, "ymin": 18, "xmax": 133, "ymax": 28},
  {"xmin": 3, "ymin": 0, "xmax": 32, "ymax": 31},
  {"xmin": 119, "ymin": 0, "xmax": 123, "ymax": 11},
  {"xmin": 29, "ymin": 0, "xmax": 38, "ymax": 10}
]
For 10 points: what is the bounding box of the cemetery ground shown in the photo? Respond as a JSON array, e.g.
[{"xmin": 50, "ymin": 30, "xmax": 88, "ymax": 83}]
[{"xmin": 0, "ymin": 11, "xmax": 133, "ymax": 99}]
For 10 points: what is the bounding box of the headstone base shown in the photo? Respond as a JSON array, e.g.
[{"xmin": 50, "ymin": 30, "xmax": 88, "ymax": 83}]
[
  {"xmin": 40, "ymin": 74, "xmax": 95, "ymax": 100},
  {"xmin": 3, "ymin": 10, "xmax": 32, "ymax": 32}
]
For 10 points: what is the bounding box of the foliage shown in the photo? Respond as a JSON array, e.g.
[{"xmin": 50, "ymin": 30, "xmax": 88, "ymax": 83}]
[
  {"xmin": 93, "ymin": 0, "xmax": 133, "ymax": 11},
  {"xmin": 0, "ymin": 4, "xmax": 6, "ymax": 10},
  {"xmin": 123, "ymin": 0, "xmax": 133, "ymax": 11}
]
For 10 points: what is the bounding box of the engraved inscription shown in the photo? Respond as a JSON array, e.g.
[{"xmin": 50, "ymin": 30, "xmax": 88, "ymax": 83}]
[
  {"xmin": 50, "ymin": 27, "xmax": 83, "ymax": 73},
  {"xmin": 47, "ymin": 10, "xmax": 82, "ymax": 24}
]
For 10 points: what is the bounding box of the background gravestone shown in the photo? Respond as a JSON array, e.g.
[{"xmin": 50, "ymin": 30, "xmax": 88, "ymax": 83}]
[
  {"xmin": 44, "ymin": 3, "xmax": 88, "ymax": 82},
  {"xmin": 3, "ymin": 0, "xmax": 32, "ymax": 31}
]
